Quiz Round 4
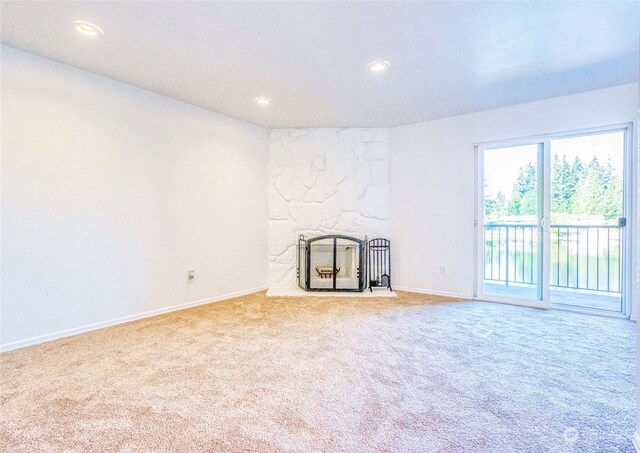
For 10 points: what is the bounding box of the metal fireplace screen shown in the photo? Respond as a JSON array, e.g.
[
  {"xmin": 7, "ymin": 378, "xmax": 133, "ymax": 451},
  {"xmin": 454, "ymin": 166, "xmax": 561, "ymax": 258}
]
[{"xmin": 298, "ymin": 235, "xmax": 365, "ymax": 292}]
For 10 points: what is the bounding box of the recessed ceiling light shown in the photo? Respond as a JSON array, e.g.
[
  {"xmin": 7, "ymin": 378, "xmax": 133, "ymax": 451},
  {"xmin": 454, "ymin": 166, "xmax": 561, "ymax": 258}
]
[
  {"xmin": 254, "ymin": 96, "xmax": 271, "ymax": 106},
  {"xmin": 368, "ymin": 59, "xmax": 390, "ymax": 73},
  {"xmin": 73, "ymin": 21, "xmax": 104, "ymax": 37}
]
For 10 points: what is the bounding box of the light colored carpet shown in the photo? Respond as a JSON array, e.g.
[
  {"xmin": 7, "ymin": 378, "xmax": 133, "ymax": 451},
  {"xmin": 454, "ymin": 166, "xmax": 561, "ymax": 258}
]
[{"xmin": 0, "ymin": 290, "xmax": 635, "ymax": 452}]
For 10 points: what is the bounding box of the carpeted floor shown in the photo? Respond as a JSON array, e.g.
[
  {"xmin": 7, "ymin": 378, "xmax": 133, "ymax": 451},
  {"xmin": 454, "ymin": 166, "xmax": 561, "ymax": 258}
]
[{"xmin": 0, "ymin": 291, "xmax": 635, "ymax": 452}]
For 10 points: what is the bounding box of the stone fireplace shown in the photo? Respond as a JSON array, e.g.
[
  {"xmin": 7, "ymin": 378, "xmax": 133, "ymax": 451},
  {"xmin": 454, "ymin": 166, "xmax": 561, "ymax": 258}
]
[{"xmin": 268, "ymin": 128, "xmax": 390, "ymax": 289}]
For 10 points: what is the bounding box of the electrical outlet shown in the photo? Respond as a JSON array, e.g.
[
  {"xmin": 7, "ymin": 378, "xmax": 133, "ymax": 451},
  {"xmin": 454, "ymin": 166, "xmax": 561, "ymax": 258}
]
[
  {"xmin": 439, "ymin": 265, "xmax": 447, "ymax": 275},
  {"xmin": 187, "ymin": 271, "xmax": 195, "ymax": 282}
]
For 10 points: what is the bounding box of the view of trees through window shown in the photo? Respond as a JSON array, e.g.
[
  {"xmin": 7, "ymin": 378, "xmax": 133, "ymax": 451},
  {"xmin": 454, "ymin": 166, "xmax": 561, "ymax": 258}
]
[{"xmin": 484, "ymin": 154, "xmax": 623, "ymax": 223}]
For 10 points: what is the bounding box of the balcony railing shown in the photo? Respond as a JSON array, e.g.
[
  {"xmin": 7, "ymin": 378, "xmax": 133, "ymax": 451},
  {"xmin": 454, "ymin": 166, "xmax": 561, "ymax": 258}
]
[{"xmin": 483, "ymin": 223, "xmax": 622, "ymax": 294}]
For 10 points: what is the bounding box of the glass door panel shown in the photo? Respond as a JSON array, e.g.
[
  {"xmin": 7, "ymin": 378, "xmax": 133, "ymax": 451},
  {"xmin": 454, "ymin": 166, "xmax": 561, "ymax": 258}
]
[
  {"xmin": 482, "ymin": 144, "xmax": 541, "ymax": 302},
  {"xmin": 309, "ymin": 238, "xmax": 334, "ymax": 290},
  {"xmin": 549, "ymin": 131, "xmax": 625, "ymax": 313},
  {"xmin": 335, "ymin": 238, "xmax": 360, "ymax": 290}
]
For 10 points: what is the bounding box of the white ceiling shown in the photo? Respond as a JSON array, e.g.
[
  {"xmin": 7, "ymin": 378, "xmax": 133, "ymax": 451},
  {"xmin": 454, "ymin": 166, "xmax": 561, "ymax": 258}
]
[{"xmin": 1, "ymin": 1, "xmax": 638, "ymax": 128}]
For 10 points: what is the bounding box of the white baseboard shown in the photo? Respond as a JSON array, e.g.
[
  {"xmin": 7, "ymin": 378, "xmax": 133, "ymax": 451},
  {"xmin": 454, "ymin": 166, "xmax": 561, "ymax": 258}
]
[
  {"xmin": 0, "ymin": 286, "xmax": 267, "ymax": 353},
  {"xmin": 633, "ymin": 431, "xmax": 640, "ymax": 452},
  {"xmin": 394, "ymin": 286, "xmax": 472, "ymax": 300}
]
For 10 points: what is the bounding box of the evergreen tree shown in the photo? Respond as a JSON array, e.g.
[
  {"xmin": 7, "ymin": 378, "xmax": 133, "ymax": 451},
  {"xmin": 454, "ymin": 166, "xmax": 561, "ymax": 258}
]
[
  {"xmin": 491, "ymin": 154, "xmax": 621, "ymax": 221},
  {"xmin": 507, "ymin": 192, "xmax": 522, "ymax": 216},
  {"xmin": 551, "ymin": 154, "xmax": 580, "ymax": 213},
  {"xmin": 573, "ymin": 168, "xmax": 605, "ymax": 215},
  {"xmin": 509, "ymin": 162, "xmax": 536, "ymax": 216},
  {"xmin": 512, "ymin": 162, "xmax": 537, "ymax": 199},
  {"xmin": 571, "ymin": 156, "xmax": 585, "ymax": 183},
  {"xmin": 520, "ymin": 191, "xmax": 537, "ymax": 215},
  {"xmin": 484, "ymin": 191, "xmax": 508, "ymax": 220},
  {"xmin": 484, "ymin": 197, "xmax": 496, "ymax": 218},
  {"xmin": 483, "ymin": 177, "xmax": 496, "ymax": 218},
  {"xmin": 572, "ymin": 156, "xmax": 622, "ymax": 219},
  {"xmin": 495, "ymin": 191, "xmax": 507, "ymax": 217},
  {"xmin": 602, "ymin": 179, "xmax": 622, "ymax": 220}
]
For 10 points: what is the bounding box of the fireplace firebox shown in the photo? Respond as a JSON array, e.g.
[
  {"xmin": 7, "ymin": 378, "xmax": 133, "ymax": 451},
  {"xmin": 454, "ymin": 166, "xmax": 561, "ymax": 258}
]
[{"xmin": 297, "ymin": 235, "xmax": 365, "ymax": 292}]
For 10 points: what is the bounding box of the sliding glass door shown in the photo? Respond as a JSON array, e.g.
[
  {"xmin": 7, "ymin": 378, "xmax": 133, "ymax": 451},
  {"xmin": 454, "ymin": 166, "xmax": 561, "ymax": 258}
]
[
  {"xmin": 477, "ymin": 126, "xmax": 630, "ymax": 315},
  {"xmin": 479, "ymin": 142, "xmax": 544, "ymax": 305},
  {"xmin": 549, "ymin": 131, "xmax": 626, "ymax": 313}
]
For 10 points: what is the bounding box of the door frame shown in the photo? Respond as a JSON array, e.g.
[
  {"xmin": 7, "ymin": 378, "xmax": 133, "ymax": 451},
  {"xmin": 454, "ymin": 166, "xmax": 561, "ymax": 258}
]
[
  {"xmin": 473, "ymin": 123, "xmax": 635, "ymax": 318},
  {"xmin": 474, "ymin": 137, "xmax": 550, "ymax": 310}
]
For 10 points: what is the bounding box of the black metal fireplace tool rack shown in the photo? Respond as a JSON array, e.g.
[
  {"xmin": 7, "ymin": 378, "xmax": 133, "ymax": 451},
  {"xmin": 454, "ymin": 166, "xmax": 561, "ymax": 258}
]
[{"xmin": 367, "ymin": 238, "xmax": 392, "ymax": 292}]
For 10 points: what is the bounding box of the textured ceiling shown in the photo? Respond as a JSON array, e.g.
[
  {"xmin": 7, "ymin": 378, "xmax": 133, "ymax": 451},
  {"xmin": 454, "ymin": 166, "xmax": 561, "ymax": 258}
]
[{"xmin": 2, "ymin": 1, "xmax": 638, "ymax": 128}]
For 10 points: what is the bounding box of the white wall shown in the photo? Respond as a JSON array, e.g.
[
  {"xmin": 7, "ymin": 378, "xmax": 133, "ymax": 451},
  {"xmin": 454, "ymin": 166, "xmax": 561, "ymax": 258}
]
[
  {"xmin": 390, "ymin": 83, "xmax": 638, "ymax": 299},
  {"xmin": 636, "ymin": 99, "xmax": 640, "ymax": 448},
  {"xmin": 1, "ymin": 46, "xmax": 268, "ymax": 349},
  {"xmin": 268, "ymin": 128, "xmax": 389, "ymax": 288}
]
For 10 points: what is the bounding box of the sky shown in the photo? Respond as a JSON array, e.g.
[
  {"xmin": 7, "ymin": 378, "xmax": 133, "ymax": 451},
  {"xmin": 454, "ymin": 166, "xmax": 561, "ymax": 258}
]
[{"xmin": 484, "ymin": 130, "xmax": 625, "ymax": 200}]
